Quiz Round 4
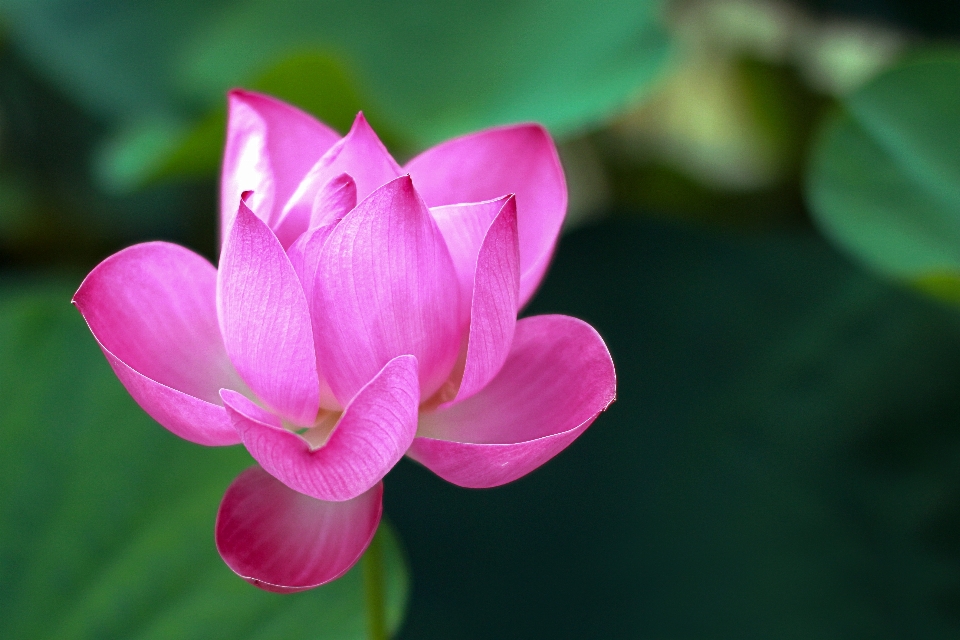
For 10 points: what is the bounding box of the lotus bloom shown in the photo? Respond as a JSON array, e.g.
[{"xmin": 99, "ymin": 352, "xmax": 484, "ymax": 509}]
[{"xmin": 74, "ymin": 91, "xmax": 616, "ymax": 592}]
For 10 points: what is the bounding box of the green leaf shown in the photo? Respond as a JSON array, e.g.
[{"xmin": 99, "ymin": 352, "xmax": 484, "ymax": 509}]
[
  {"xmin": 1, "ymin": 0, "xmax": 670, "ymax": 143},
  {"xmin": 183, "ymin": 0, "xmax": 670, "ymax": 144},
  {"xmin": 0, "ymin": 280, "xmax": 409, "ymax": 639},
  {"xmin": 0, "ymin": 0, "xmax": 231, "ymax": 120},
  {"xmin": 806, "ymin": 48, "xmax": 960, "ymax": 296}
]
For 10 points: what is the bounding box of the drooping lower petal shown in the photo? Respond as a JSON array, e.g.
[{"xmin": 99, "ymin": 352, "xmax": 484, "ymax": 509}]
[
  {"xmin": 216, "ymin": 465, "xmax": 382, "ymax": 593},
  {"xmin": 221, "ymin": 90, "xmax": 340, "ymax": 243},
  {"xmin": 311, "ymin": 176, "xmax": 462, "ymax": 404},
  {"xmin": 409, "ymin": 315, "xmax": 616, "ymax": 488},
  {"xmin": 450, "ymin": 196, "xmax": 520, "ymax": 403},
  {"xmin": 276, "ymin": 113, "xmax": 401, "ymax": 246},
  {"xmin": 73, "ymin": 242, "xmax": 243, "ymax": 445},
  {"xmin": 218, "ymin": 201, "xmax": 320, "ymax": 426},
  {"xmin": 221, "ymin": 354, "xmax": 419, "ymax": 502},
  {"xmin": 405, "ymin": 124, "xmax": 566, "ymax": 306}
]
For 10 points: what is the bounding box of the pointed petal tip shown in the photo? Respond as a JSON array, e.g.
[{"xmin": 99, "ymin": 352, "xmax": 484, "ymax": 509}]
[
  {"xmin": 329, "ymin": 172, "xmax": 356, "ymax": 187},
  {"xmin": 226, "ymin": 88, "xmax": 282, "ymax": 114},
  {"xmin": 226, "ymin": 88, "xmax": 248, "ymax": 104},
  {"xmin": 227, "ymin": 87, "xmax": 279, "ymax": 106}
]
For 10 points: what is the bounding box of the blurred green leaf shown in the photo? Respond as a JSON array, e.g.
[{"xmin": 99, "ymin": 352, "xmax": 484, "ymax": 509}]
[
  {"xmin": 0, "ymin": 280, "xmax": 409, "ymax": 639},
  {"xmin": 1, "ymin": 0, "xmax": 670, "ymax": 146},
  {"xmin": 94, "ymin": 51, "xmax": 391, "ymax": 191},
  {"xmin": 0, "ymin": 0, "xmax": 231, "ymax": 119},
  {"xmin": 180, "ymin": 0, "xmax": 671, "ymax": 144},
  {"xmin": 806, "ymin": 48, "xmax": 960, "ymax": 299}
]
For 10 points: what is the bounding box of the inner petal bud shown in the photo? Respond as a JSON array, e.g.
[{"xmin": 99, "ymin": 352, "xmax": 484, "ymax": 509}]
[{"xmin": 285, "ymin": 409, "xmax": 342, "ymax": 450}]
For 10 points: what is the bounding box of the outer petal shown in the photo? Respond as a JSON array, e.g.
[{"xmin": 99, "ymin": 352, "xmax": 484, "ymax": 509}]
[
  {"xmin": 430, "ymin": 195, "xmax": 511, "ymax": 320},
  {"xmin": 221, "ymin": 90, "xmax": 340, "ymax": 242},
  {"xmin": 216, "ymin": 465, "xmax": 382, "ymax": 593},
  {"xmin": 311, "ymin": 176, "xmax": 462, "ymax": 404},
  {"xmin": 405, "ymin": 124, "xmax": 567, "ymax": 305},
  {"xmin": 221, "ymin": 354, "xmax": 419, "ymax": 502},
  {"xmin": 275, "ymin": 113, "xmax": 401, "ymax": 246},
  {"xmin": 73, "ymin": 242, "xmax": 241, "ymax": 446},
  {"xmin": 218, "ymin": 201, "xmax": 320, "ymax": 425},
  {"xmin": 409, "ymin": 315, "xmax": 616, "ymax": 488},
  {"xmin": 450, "ymin": 196, "xmax": 520, "ymax": 403}
]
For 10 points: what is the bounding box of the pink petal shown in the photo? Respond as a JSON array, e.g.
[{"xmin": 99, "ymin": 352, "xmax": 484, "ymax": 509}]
[
  {"xmin": 286, "ymin": 222, "xmax": 342, "ymax": 411},
  {"xmin": 97, "ymin": 356, "xmax": 238, "ymax": 446},
  {"xmin": 287, "ymin": 222, "xmax": 339, "ymax": 308},
  {"xmin": 311, "ymin": 173, "xmax": 357, "ymax": 228},
  {"xmin": 405, "ymin": 124, "xmax": 567, "ymax": 306},
  {"xmin": 311, "ymin": 176, "xmax": 462, "ymax": 404},
  {"xmin": 429, "ymin": 195, "xmax": 511, "ymax": 320},
  {"xmin": 409, "ymin": 315, "xmax": 616, "ymax": 488},
  {"xmin": 275, "ymin": 113, "xmax": 401, "ymax": 246},
  {"xmin": 73, "ymin": 242, "xmax": 242, "ymax": 445},
  {"xmin": 221, "ymin": 90, "xmax": 340, "ymax": 243},
  {"xmin": 449, "ymin": 196, "xmax": 520, "ymax": 403},
  {"xmin": 218, "ymin": 201, "xmax": 320, "ymax": 425},
  {"xmin": 272, "ymin": 173, "xmax": 357, "ymax": 250},
  {"xmin": 221, "ymin": 354, "xmax": 419, "ymax": 502},
  {"xmin": 216, "ymin": 465, "xmax": 382, "ymax": 593}
]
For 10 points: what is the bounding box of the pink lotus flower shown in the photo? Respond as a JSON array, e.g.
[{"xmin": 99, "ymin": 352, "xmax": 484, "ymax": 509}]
[{"xmin": 73, "ymin": 91, "xmax": 616, "ymax": 593}]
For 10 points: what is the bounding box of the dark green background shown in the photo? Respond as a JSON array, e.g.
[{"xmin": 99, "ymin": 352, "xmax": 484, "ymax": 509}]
[{"xmin": 390, "ymin": 217, "xmax": 960, "ymax": 638}]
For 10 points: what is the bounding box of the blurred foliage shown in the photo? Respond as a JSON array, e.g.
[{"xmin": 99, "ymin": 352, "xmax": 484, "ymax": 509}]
[
  {"xmin": 807, "ymin": 48, "xmax": 960, "ymax": 302},
  {"xmin": 0, "ymin": 0, "xmax": 671, "ymax": 144},
  {"xmin": 0, "ymin": 280, "xmax": 409, "ymax": 639},
  {"xmin": 600, "ymin": 55, "xmax": 828, "ymax": 228},
  {"xmin": 0, "ymin": 39, "xmax": 217, "ymax": 269}
]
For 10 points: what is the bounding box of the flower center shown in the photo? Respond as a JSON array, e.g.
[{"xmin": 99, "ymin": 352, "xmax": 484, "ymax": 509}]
[{"xmin": 285, "ymin": 410, "xmax": 342, "ymax": 450}]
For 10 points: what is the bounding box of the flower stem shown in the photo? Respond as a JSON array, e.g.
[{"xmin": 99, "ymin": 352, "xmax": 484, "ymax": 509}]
[{"xmin": 362, "ymin": 528, "xmax": 388, "ymax": 640}]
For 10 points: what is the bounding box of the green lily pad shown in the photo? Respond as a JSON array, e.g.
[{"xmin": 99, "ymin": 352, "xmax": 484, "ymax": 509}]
[
  {"xmin": 0, "ymin": 279, "xmax": 409, "ymax": 639},
  {"xmin": 806, "ymin": 48, "xmax": 960, "ymax": 297}
]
